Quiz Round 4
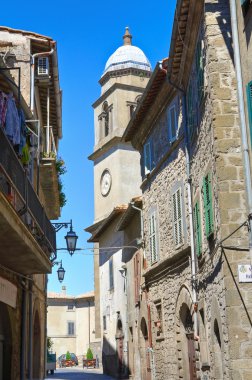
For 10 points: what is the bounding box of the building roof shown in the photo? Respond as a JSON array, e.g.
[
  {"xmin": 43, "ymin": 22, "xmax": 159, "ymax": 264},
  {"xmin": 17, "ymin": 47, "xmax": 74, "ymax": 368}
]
[
  {"xmin": 86, "ymin": 205, "xmax": 127, "ymax": 243},
  {"xmin": 102, "ymin": 28, "xmax": 151, "ymax": 77},
  {"xmin": 47, "ymin": 290, "xmax": 94, "ymax": 300},
  {"xmin": 0, "ymin": 26, "xmax": 54, "ymax": 41},
  {"xmin": 123, "ymin": 59, "xmax": 168, "ymax": 146}
]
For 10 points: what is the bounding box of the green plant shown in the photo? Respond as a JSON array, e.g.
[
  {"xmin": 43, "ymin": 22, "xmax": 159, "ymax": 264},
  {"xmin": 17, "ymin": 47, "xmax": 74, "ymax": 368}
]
[
  {"xmin": 47, "ymin": 337, "xmax": 53, "ymax": 351},
  {"xmin": 66, "ymin": 351, "xmax": 71, "ymax": 360},
  {"xmin": 56, "ymin": 157, "xmax": 67, "ymax": 208},
  {"xmin": 86, "ymin": 347, "xmax": 93, "ymax": 360}
]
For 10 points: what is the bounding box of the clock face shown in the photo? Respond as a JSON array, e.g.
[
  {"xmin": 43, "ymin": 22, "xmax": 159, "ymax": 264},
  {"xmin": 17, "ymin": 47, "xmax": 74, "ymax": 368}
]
[{"xmin": 100, "ymin": 170, "xmax": 112, "ymax": 196}]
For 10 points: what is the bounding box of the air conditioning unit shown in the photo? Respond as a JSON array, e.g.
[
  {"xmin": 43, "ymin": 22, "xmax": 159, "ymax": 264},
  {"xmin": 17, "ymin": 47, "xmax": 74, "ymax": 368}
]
[{"xmin": 37, "ymin": 57, "xmax": 49, "ymax": 76}]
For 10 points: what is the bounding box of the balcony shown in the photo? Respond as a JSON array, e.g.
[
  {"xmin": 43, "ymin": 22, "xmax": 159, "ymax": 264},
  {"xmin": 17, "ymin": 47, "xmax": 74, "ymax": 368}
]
[
  {"xmin": 40, "ymin": 126, "xmax": 60, "ymax": 220},
  {"xmin": 0, "ymin": 127, "xmax": 56, "ymax": 274}
]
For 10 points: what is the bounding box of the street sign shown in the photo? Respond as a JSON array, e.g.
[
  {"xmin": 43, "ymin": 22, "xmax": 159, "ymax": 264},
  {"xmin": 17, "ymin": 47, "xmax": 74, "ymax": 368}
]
[{"xmin": 238, "ymin": 265, "xmax": 252, "ymax": 283}]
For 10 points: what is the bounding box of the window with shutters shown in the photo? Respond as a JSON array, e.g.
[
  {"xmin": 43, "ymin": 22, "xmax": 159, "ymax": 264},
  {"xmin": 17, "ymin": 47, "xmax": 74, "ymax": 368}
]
[
  {"xmin": 109, "ymin": 257, "xmax": 114, "ymax": 290},
  {"xmin": 168, "ymin": 104, "xmax": 178, "ymax": 143},
  {"xmin": 149, "ymin": 210, "xmax": 158, "ymax": 264},
  {"xmin": 203, "ymin": 173, "xmax": 214, "ymax": 238},
  {"xmin": 172, "ymin": 187, "xmax": 183, "ymax": 247},
  {"xmin": 67, "ymin": 321, "xmax": 75, "ymax": 335},
  {"xmin": 193, "ymin": 201, "xmax": 202, "ymax": 256},
  {"xmin": 103, "ymin": 315, "xmax": 107, "ymax": 331},
  {"xmin": 144, "ymin": 141, "xmax": 153, "ymax": 175},
  {"xmin": 246, "ymin": 81, "xmax": 252, "ymax": 146}
]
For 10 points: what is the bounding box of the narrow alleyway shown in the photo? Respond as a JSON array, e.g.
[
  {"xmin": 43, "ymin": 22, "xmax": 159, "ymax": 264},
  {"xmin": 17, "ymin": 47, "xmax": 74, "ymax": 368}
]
[{"xmin": 45, "ymin": 367, "xmax": 115, "ymax": 380}]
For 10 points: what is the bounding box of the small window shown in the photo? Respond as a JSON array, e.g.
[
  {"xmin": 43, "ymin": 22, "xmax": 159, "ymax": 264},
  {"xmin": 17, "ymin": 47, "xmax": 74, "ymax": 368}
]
[
  {"xmin": 38, "ymin": 57, "xmax": 49, "ymax": 76},
  {"xmin": 67, "ymin": 305, "xmax": 74, "ymax": 310},
  {"xmin": 149, "ymin": 210, "xmax": 158, "ymax": 263},
  {"xmin": 168, "ymin": 104, "xmax": 178, "ymax": 142},
  {"xmin": 203, "ymin": 173, "xmax": 214, "ymax": 238},
  {"xmin": 109, "ymin": 258, "xmax": 114, "ymax": 290},
  {"xmin": 143, "ymin": 141, "xmax": 152, "ymax": 175},
  {"xmin": 154, "ymin": 300, "xmax": 164, "ymax": 339},
  {"xmin": 103, "ymin": 102, "xmax": 110, "ymax": 137},
  {"xmin": 67, "ymin": 322, "xmax": 75, "ymax": 336},
  {"xmin": 103, "ymin": 315, "xmax": 107, "ymax": 331},
  {"xmin": 172, "ymin": 188, "xmax": 183, "ymax": 247}
]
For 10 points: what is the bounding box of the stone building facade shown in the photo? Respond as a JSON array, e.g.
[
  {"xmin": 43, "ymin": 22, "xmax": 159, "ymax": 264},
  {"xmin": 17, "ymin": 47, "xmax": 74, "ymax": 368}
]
[
  {"xmin": 124, "ymin": 0, "xmax": 252, "ymax": 379},
  {"xmin": 0, "ymin": 27, "xmax": 62, "ymax": 380},
  {"xmin": 47, "ymin": 289, "xmax": 101, "ymax": 363}
]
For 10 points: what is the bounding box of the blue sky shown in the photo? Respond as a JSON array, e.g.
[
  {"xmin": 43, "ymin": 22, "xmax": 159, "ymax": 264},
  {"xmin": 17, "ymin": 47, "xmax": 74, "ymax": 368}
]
[{"xmin": 2, "ymin": 0, "xmax": 176, "ymax": 295}]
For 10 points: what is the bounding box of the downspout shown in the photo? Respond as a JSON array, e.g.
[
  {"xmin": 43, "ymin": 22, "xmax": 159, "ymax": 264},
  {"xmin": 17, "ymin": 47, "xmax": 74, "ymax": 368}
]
[
  {"xmin": 229, "ymin": 0, "xmax": 252, "ymax": 256},
  {"xmin": 30, "ymin": 47, "xmax": 54, "ymax": 114},
  {"xmin": 20, "ymin": 279, "xmax": 28, "ymax": 380},
  {"xmin": 167, "ymin": 74, "xmax": 198, "ymax": 338},
  {"xmin": 28, "ymin": 276, "xmax": 33, "ymax": 380}
]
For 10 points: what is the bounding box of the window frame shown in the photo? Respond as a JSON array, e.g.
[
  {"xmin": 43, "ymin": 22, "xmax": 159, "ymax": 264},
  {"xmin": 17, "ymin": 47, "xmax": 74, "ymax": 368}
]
[
  {"xmin": 143, "ymin": 140, "xmax": 152, "ymax": 175},
  {"xmin": 149, "ymin": 208, "xmax": 158, "ymax": 264},
  {"xmin": 109, "ymin": 257, "xmax": 114, "ymax": 290},
  {"xmin": 172, "ymin": 187, "xmax": 184, "ymax": 248},
  {"xmin": 168, "ymin": 103, "xmax": 178, "ymax": 143},
  {"xmin": 67, "ymin": 321, "xmax": 75, "ymax": 336},
  {"xmin": 202, "ymin": 173, "xmax": 214, "ymax": 238}
]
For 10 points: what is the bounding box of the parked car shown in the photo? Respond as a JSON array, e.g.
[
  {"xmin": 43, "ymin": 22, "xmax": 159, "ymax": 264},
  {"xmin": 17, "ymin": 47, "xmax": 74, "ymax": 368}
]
[{"xmin": 58, "ymin": 353, "xmax": 78, "ymax": 367}]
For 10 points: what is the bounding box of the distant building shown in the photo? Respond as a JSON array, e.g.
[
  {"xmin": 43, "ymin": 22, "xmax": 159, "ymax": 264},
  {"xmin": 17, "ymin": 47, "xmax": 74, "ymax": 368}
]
[{"xmin": 47, "ymin": 288, "xmax": 101, "ymax": 362}]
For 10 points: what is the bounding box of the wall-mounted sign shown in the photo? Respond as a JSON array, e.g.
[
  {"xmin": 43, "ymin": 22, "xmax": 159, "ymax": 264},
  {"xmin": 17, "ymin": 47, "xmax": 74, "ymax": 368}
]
[
  {"xmin": 238, "ymin": 265, "xmax": 252, "ymax": 283},
  {"xmin": 0, "ymin": 276, "xmax": 17, "ymax": 308}
]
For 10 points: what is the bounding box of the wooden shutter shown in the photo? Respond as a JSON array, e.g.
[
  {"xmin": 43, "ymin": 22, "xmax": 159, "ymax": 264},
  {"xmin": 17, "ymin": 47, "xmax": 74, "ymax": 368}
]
[
  {"xmin": 109, "ymin": 258, "xmax": 114, "ymax": 289},
  {"xmin": 203, "ymin": 174, "xmax": 214, "ymax": 237},
  {"xmin": 196, "ymin": 36, "xmax": 204, "ymax": 102},
  {"xmin": 173, "ymin": 188, "xmax": 183, "ymax": 246},
  {"xmin": 144, "ymin": 142, "xmax": 152, "ymax": 175},
  {"xmin": 193, "ymin": 201, "xmax": 202, "ymax": 256},
  {"xmin": 246, "ymin": 81, "xmax": 252, "ymax": 146},
  {"xmin": 149, "ymin": 212, "xmax": 157, "ymax": 263}
]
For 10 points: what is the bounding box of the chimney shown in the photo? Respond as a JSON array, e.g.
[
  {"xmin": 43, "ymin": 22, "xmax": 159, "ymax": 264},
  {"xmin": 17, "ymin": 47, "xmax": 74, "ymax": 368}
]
[{"xmin": 61, "ymin": 286, "xmax": 66, "ymax": 296}]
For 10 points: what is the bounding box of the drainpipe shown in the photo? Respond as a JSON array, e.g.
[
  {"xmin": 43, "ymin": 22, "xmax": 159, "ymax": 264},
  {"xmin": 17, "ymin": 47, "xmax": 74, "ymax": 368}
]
[
  {"xmin": 28, "ymin": 276, "xmax": 33, "ymax": 380},
  {"xmin": 167, "ymin": 74, "xmax": 198, "ymax": 338},
  {"xmin": 229, "ymin": 0, "xmax": 252, "ymax": 256},
  {"xmin": 182, "ymin": 94, "xmax": 198, "ymax": 338},
  {"xmin": 30, "ymin": 47, "xmax": 54, "ymax": 114},
  {"xmin": 20, "ymin": 279, "xmax": 28, "ymax": 380}
]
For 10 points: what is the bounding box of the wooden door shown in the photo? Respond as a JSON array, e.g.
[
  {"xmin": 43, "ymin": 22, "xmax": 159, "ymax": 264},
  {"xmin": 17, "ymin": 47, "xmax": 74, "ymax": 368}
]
[{"xmin": 187, "ymin": 333, "xmax": 197, "ymax": 380}]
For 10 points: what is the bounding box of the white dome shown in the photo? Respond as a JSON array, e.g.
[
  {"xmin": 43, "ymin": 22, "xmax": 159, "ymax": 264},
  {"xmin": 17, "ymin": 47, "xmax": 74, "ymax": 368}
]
[{"xmin": 104, "ymin": 45, "xmax": 152, "ymax": 74}]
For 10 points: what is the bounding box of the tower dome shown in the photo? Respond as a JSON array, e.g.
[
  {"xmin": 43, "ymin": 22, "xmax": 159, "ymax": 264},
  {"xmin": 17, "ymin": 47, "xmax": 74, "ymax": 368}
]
[{"xmin": 103, "ymin": 27, "xmax": 152, "ymax": 75}]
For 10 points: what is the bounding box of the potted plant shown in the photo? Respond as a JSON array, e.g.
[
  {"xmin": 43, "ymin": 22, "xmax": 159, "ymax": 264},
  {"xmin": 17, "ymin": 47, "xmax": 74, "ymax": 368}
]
[{"xmin": 83, "ymin": 348, "xmax": 96, "ymax": 368}]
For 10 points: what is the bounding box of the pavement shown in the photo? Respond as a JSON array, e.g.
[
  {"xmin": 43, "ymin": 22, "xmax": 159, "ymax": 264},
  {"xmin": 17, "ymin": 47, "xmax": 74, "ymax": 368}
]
[{"xmin": 45, "ymin": 366, "xmax": 115, "ymax": 380}]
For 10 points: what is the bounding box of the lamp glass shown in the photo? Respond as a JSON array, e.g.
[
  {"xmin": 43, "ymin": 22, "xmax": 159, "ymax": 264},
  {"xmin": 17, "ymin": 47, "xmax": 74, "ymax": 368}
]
[
  {"xmin": 65, "ymin": 229, "xmax": 78, "ymax": 255},
  {"xmin": 57, "ymin": 265, "xmax": 65, "ymax": 283}
]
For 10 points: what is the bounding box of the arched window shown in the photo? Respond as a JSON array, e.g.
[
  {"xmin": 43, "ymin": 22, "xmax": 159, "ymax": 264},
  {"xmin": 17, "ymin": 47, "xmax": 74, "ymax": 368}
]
[{"xmin": 103, "ymin": 101, "xmax": 109, "ymax": 137}]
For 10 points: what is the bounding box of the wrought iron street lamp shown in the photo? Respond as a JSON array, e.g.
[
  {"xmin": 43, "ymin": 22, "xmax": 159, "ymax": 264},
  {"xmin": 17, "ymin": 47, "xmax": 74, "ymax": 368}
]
[
  {"xmin": 53, "ymin": 260, "xmax": 66, "ymax": 283},
  {"xmin": 52, "ymin": 219, "xmax": 78, "ymax": 256}
]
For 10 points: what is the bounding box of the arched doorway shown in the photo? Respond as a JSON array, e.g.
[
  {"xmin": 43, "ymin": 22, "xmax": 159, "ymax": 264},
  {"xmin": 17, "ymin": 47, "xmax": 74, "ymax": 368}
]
[
  {"xmin": 0, "ymin": 302, "xmax": 12, "ymax": 380},
  {"xmin": 32, "ymin": 310, "xmax": 41, "ymax": 380},
  {"xmin": 139, "ymin": 317, "xmax": 151, "ymax": 380},
  {"xmin": 115, "ymin": 316, "xmax": 125, "ymax": 378},
  {"xmin": 179, "ymin": 304, "xmax": 197, "ymax": 380}
]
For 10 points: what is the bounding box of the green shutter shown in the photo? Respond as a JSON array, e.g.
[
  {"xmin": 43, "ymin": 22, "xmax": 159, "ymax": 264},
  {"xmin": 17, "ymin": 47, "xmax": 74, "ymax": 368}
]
[
  {"xmin": 203, "ymin": 174, "xmax": 214, "ymax": 238},
  {"xmin": 246, "ymin": 81, "xmax": 252, "ymax": 147},
  {"xmin": 193, "ymin": 201, "xmax": 202, "ymax": 256}
]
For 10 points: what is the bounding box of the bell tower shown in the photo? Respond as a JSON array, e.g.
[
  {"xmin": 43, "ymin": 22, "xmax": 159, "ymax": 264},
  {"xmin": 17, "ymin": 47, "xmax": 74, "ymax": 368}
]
[{"xmin": 89, "ymin": 28, "xmax": 152, "ymax": 222}]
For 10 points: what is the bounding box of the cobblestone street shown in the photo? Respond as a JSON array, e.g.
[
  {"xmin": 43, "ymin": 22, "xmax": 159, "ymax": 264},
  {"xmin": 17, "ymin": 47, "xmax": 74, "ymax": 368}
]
[{"xmin": 45, "ymin": 367, "xmax": 115, "ymax": 380}]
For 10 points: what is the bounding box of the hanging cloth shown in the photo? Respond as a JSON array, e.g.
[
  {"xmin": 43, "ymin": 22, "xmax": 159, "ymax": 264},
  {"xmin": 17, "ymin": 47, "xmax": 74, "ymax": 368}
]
[{"xmin": 5, "ymin": 93, "xmax": 20, "ymax": 145}]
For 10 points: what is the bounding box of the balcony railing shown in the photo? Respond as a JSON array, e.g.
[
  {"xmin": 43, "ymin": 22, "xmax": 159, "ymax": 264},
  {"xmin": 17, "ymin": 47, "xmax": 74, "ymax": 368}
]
[{"xmin": 0, "ymin": 126, "xmax": 56, "ymax": 254}]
